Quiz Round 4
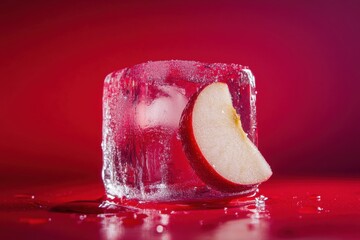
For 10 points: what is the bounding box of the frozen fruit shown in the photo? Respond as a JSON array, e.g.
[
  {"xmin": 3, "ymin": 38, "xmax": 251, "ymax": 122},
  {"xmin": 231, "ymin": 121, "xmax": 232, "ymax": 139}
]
[{"xmin": 102, "ymin": 60, "xmax": 260, "ymax": 201}]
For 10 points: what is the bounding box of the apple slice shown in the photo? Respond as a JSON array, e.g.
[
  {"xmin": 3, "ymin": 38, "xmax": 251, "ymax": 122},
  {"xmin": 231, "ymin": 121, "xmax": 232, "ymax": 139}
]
[{"xmin": 179, "ymin": 82, "xmax": 272, "ymax": 192}]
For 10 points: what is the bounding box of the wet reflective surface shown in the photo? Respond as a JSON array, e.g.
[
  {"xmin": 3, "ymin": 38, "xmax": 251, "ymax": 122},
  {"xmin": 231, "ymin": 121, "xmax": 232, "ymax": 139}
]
[{"xmin": 0, "ymin": 177, "xmax": 359, "ymax": 239}]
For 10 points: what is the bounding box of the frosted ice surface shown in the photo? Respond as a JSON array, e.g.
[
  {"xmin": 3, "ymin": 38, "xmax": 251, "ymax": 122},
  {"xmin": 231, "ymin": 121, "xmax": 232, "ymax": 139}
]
[
  {"xmin": 102, "ymin": 60, "xmax": 258, "ymax": 201},
  {"xmin": 135, "ymin": 86, "xmax": 187, "ymax": 128}
]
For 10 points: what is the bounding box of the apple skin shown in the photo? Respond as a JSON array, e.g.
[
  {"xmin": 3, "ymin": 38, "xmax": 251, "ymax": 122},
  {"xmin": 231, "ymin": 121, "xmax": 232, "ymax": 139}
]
[{"xmin": 179, "ymin": 85, "xmax": 258, "ymax": 193}]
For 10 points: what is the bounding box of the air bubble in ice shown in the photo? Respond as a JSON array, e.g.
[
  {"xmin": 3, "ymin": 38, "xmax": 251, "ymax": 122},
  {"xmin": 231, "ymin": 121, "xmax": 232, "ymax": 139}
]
[{"xmin": 156, "ymin": 225, "xmax": 164, "ymax": 233}]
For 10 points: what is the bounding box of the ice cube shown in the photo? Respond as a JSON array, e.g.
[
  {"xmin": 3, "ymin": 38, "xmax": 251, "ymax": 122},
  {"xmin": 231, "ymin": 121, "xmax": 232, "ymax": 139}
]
[{"xmin": 102, "ymin": 60, "xmax": 258, "ymax": 201}]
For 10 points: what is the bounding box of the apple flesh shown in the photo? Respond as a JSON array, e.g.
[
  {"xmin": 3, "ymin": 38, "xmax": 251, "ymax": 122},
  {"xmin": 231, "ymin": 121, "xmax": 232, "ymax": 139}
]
[{"xmin": 179, "ymin": 82, "xmax": 272, "ymax": 192}]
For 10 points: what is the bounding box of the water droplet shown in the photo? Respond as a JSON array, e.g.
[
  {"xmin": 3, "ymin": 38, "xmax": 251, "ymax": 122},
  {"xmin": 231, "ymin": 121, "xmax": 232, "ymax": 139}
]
[
  {"xmin": 308, "ymin": 194, "xmax": 321, "ymax": 201},
  {"xmin": 156, "ymin": 225, "xmax": 164, "ymax": 233},
  {"xmin": 255, "ymin": 195, "xmax": 268, "ymax": 207},
  {"xmin": 298, "ymin": 205, "xmax": 324, "ymax": 214},
  {"xmin": 79, "ymin": 215, "xmax": 87, "ymax": 221},
  {"xmin": 14, "ymin": 194, "xmax": 35, "ymax": 200}
]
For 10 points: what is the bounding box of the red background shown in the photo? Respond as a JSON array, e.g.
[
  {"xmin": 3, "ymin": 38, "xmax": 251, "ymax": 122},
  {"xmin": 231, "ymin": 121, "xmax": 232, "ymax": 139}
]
[{"xmin": 1, "ymin": 0, "xmax": 360, "ymax": 188}]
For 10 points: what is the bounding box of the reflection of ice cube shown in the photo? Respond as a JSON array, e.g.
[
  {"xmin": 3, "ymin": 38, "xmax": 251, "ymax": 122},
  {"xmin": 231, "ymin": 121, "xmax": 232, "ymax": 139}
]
[{"xmin": 136, "ymin": 86, "xmax": 187, "ymax": 128}]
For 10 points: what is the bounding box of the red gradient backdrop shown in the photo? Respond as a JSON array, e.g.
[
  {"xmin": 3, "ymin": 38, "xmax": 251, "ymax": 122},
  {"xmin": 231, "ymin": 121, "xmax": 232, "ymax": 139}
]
[{"xmin": 1, "ymin": 0, "xmax": 360, "ymax": 188}]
